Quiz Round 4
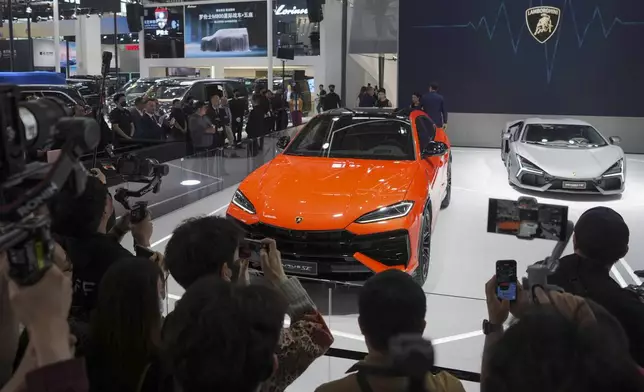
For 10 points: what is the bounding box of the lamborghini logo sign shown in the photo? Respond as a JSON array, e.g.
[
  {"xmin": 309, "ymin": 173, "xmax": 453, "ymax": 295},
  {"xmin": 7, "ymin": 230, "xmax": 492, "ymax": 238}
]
[
  {"xmin": 526, "ymin": 6, "xmax": 561, "ymax": 44},
  {"xmin": 295, "ymin": 216, "xmax": 303, "ymax": 224}
]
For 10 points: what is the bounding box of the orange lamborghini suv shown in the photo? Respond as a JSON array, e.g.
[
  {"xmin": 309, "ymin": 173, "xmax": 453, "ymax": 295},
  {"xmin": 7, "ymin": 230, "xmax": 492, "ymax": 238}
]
[{"xmin": 226, "ymin": 108, "xmax": 451, "ymax": 285}]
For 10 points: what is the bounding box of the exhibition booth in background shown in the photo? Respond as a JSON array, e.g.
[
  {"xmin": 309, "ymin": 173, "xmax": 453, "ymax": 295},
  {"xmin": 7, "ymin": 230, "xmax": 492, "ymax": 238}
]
[{"xmin": 0, "ymin": 15, "xmax": 141, "ymax": 75}]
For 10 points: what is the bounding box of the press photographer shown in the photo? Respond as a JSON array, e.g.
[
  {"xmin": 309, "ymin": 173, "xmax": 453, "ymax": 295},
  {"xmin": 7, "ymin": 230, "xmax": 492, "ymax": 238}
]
[
  {"xmin": 480, "ymin": 198, "xmax": 644, "ymax": 391},
  {"xmin": 0, "ymin": 85, "xmax": 100, "ymax": 391},
  {"xmin": 546, "ymin": 207, "xmax": 644, "ymax": 366},
  {"xmin": 50, "ymin": 147, "xmax": 169, "ymax": 322}
]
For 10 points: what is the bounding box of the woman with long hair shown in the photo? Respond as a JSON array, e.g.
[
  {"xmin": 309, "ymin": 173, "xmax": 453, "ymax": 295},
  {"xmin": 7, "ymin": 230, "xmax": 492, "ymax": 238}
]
[
  {"xmin": 411, "ymin": 92, "xmax": 423, "ymax": 110},
  {"xmin": 85, "ymin": 258, "xmax": 164, "ymax": 392},
  {"xmin": 355, "ymin": 86, "xmax": 367, "ymax": 107}
]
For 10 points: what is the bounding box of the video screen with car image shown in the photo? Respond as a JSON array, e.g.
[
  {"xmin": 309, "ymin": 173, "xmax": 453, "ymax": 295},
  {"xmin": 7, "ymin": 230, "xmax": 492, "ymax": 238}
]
[
  {"xmin": 487, "ymin": 197, "xmax": 568, "ymax": 241},
  {"xmin": 184, "ymin": 2, "xmax": 269, "ymax": 58},
  {"xmin": 143, "ymin": 6, "xmax": 185, "ymax": 59}
]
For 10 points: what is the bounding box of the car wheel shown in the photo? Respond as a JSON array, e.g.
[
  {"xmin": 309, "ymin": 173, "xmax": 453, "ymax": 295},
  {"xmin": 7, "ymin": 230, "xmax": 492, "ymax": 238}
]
[
  {"xmin": 441, "ymin": 160, "xmax": 451, "ymax": 209},
  {"xmin": 412, "ymin": 205, "xmax": 431, "ymax": 287}
]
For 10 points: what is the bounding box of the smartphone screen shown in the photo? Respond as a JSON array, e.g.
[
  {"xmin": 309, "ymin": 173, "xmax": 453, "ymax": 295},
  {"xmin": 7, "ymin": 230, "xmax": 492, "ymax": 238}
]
[
  {"xmin": 496, "ymin": 260, "xmax": 517, "ymax": 301},
  {"xmin": 487, "ymin": 198, "xmax": 568, "ymax": 241},
  {"xmin": 239, "ymin": 238, "xmax": 264, "ymax": 261}
]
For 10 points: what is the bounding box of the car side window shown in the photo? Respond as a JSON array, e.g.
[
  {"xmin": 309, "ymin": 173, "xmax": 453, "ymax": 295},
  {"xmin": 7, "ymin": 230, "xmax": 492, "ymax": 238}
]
[
  {"xmin": 40, "ymin": 91, "xmax": 76, "ymax": 106},
  {"xmin": 190, "ymin": 84, "xmax": 206, "ymax": 102},
  {"xmin": 415, "ymin": 116, "xmax": 436, "ymax": 150},
  {"xmin": 512, "ymin": 122, "xmax": 524, "ymax": 141}
]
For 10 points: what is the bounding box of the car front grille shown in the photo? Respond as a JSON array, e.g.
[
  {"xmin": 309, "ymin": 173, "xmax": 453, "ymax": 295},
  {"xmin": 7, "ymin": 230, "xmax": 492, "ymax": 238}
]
[{"xmin": 229, "ymin": 217, "xmax": 410, "ymax": 269}]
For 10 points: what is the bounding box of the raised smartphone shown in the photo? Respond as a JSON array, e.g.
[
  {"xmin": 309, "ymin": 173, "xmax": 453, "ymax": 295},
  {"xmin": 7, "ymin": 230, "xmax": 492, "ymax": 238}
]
[{"xmin": 496, "ymin": 259, "xmax": 517, "ymax": 301}]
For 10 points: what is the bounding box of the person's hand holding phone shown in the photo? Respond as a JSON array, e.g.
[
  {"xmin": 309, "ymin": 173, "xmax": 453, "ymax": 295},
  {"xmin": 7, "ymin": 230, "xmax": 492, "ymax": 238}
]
[
  {"xmin": 485, "ymin": 276, "xmax": 510, "ymax": 325},
  {"xmin": 260, "ymin": 238, "xmax": 287, "ymax": 286}
]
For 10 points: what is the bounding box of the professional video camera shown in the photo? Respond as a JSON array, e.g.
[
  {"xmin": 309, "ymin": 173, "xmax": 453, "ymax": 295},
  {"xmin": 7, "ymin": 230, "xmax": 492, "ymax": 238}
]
[
  {"xmin": 487, "ymin": 196, "xmax": 574, "ymax": 301},
  {"xmin": 103, "ymin": 144, "xmax": 169, "ymax": 223},
  {"xmin": 0, "ymin": 85, "xmax": 100, "ymax": 285}
]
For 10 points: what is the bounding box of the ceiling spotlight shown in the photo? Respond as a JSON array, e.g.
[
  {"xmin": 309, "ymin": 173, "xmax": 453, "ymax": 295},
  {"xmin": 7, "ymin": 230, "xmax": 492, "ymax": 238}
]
[
  {"xmin": 180, "ymin": 180, "xmax": 201, "ymax": 186},
  {"xmin": 86, "ymin": 14, "xmax": 91, "ymax": 18},
  {"xmin": 26, "ymin": 6, "xmax": 32, "ymax": 14}
]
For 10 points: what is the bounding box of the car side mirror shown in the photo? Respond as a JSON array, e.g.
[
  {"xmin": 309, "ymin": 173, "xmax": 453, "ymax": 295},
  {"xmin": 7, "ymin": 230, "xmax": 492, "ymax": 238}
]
[
  {"xmin": 422, "ymin": 141, "xmax": 449, "ymax": 158},
  {"xmin": 276, "ymin": 135, "xmax": 291, "ymax": 150},
  {"xmin": 609, "ymin": 136, "xmax": 621, "ymax": 145},
  {"xmin": 502, "ymin": 133, "xmax": 512, "ymax": 141}
]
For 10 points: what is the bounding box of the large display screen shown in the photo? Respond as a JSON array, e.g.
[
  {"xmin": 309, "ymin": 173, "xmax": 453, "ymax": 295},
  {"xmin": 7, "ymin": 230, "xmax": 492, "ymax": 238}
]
[
  {"xmin": 398, "ymin": 0, "xmax": 644, "ymax": 117},
  {"xmin": 143, "ymin": 6, "xmax": 185, "ymax": 59},
  {"xmin": 184, "ymin": 2, "xmax": 269, "ymax": 58}
]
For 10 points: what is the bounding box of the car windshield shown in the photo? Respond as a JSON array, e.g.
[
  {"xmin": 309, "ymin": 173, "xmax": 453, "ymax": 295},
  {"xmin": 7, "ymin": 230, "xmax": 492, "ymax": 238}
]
[
  {"xmin": 125, "ymin": 81, "xmax": 156, "ymax": 95},
  {"xmin": 68, "ymin": 81, "xmax": 98, "ymax": 95},
  {"xmin": 149, "ymin": 85, "xmax": 189, "ymax": 100},
  {"xmin": 523, "ymin": 124, "xmax": 607, "ymax": 147},
  {"xmin": 284, "ymin": 116, "xmax": 415, "ymax": 160}
]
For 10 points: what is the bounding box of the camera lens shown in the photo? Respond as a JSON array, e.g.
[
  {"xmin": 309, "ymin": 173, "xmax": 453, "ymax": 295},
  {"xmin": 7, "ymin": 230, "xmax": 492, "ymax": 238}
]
[{"xmin": 18, "ymin": 97, "xmax": 68, "ymax": 150}]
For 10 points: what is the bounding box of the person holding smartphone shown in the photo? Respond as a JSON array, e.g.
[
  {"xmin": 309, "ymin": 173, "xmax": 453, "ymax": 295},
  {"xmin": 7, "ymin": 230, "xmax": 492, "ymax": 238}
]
[{"xmin": 162, "ymin": 216, "xmax": 334, "ymax": 392}]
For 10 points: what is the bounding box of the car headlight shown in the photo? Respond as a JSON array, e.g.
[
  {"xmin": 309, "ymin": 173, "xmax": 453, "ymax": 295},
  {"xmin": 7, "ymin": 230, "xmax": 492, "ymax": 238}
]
[
  {"xmin": 232, "ymin": 189, "xmax": 256, "ymax": 214},
  {"xmin": 518, "ymin": 155, "xmax": 544, "ymax": 173},
  {"xmin": 603, "ymin": 159, "xmax": 624, "ymax": 176},
  {"xmin": 355, "ymin": 201, "xmax": 414, "ymax": 224}
]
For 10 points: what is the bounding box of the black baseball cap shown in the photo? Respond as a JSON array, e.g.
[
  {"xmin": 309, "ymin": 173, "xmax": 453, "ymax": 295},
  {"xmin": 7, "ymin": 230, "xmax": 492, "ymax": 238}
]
[{"xmin": 574, "ymin": 207, "xmax": 629, "ymax": 263}]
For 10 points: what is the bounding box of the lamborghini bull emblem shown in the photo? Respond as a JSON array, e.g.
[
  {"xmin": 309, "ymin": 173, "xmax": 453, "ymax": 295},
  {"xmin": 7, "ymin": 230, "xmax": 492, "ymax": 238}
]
[
  {"xmin": 526, "ymin": 6, "xmax": 561, "ymax": 44},
  {"xmin": 295, "ymin": 216, "xmax": 303, "ymax": 224}
]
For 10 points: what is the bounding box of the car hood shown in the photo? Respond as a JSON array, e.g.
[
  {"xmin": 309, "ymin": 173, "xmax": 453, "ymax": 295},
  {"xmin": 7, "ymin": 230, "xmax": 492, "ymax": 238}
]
[
  {"xmin": 247, "ymin": 155, "xmax": 419, "ymax": 230},
  {"xmin": 516, "ymin": 143, "xmax": 623, "ymax": 179}
]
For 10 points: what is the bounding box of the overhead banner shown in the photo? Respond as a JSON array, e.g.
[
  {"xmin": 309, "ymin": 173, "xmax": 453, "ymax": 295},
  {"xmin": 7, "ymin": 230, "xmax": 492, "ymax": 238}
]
[
  {"xmin": 184, "ymin": 2, "xmax": 269, "ymax": 58},
  {"xmin": 143, "ymin": 6, "xmax": 185, "ymax": 59},
  {"xmin": 349, "ymin": 0, "xmax": 398, "ymax": 54}
]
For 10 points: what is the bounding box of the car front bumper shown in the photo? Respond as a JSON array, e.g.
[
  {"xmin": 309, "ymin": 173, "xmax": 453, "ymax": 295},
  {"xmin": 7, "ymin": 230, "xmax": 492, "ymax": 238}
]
[
  {"xmin": 512, "ymin": 171, "xmax": 624, "ymax": 195},
  {"xmin": 228, "ymin": 216, "xmax": 411, "ymax": 278}
]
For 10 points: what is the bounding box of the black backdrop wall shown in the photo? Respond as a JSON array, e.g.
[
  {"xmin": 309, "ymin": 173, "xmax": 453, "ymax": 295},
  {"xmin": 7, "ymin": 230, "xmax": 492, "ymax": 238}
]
[{"xmin": 398, "ymin": 0, "xmax": 644, "ymax": 117}]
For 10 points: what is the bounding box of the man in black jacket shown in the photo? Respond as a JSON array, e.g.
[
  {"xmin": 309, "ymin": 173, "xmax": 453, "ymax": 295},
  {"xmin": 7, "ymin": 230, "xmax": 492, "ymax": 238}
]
[
  {"xmin": 547, "ymin": 207, "xmax": 644, "ymax": 366},
  {"xmin": 49, "ymin": 176, "xmax": 153, "ymax": 321},
  {"xmin": 323, "ymin": 84, "xmax": 341, "ymax": 111},
  {"xmin": 228, "ymin": 89, "xmax": 247, "ymax": 146},
  {"xmin": 246, "ymin": 95, "xmax": 265, "ymax": 157}
]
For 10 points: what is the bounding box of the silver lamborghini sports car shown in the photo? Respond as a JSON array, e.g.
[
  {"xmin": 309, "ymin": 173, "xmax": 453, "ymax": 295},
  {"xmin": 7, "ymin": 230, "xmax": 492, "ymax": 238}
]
[{"xmin": 501, "ymin": 118, "xmax": 625, "ymax": 195}]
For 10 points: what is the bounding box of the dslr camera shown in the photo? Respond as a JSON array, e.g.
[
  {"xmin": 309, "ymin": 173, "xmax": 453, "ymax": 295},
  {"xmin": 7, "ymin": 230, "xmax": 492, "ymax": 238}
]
[{"xmin": 0, "ymin": 85, "xmax": 100, "ymax": 285}]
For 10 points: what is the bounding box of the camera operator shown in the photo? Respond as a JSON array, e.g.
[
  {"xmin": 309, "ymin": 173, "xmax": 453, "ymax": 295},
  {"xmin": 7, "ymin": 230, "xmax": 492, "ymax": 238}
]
[
  {"xmin": 161, "ymin": 216, "xmax": 333, "ymax": 392},
  {"xmin": 49, "ymin": 175, "xmax": 153, "ymax": 321},
  {"xmin": 316, "ymin": 270, "xmax": 464, "ymax": 392},
  {"xmin": 544, "ymin": 207, "xmax": 644, "ymax": 366}
]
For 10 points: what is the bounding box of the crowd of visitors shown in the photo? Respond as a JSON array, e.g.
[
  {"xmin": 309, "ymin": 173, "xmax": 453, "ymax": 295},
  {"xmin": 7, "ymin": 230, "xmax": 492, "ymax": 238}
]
[
  {"xmin": 1, "ymin": 161, "xmax": 644, "ymax": 392},
  {"xmin": 105, "ymin": 85, "xmax": 297, "ymax": 155}
]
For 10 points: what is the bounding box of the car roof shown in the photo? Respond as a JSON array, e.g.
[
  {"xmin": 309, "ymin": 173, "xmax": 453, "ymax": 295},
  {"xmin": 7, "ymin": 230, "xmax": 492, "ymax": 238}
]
[
  {"xmin": 523, "ymin": 118, "xmax": 592, "ymax": 127},
  {"xmin": 321, "ymin": 107, "xmax": 415, "ymax": 121}
]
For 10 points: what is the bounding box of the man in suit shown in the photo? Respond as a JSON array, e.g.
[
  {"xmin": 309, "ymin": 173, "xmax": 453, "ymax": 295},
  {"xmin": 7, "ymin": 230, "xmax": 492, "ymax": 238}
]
[
  {"xmin": 420, "ymin": 83, "xmax": 448, "ymax": 128},
  {"xmin": 246, "ymin": 95, "xmax": 265, "ymax": 157},
  {"xmin": 207, "ymin": 94, "xmax": 235, "ymax": 148},
  {"xmin": 135, "ymin": 99, "xmax": 164, "ymax": 140},
  {"xmin": 228, "ymin": 89, "xmax": 247, "ymax": 147}
]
